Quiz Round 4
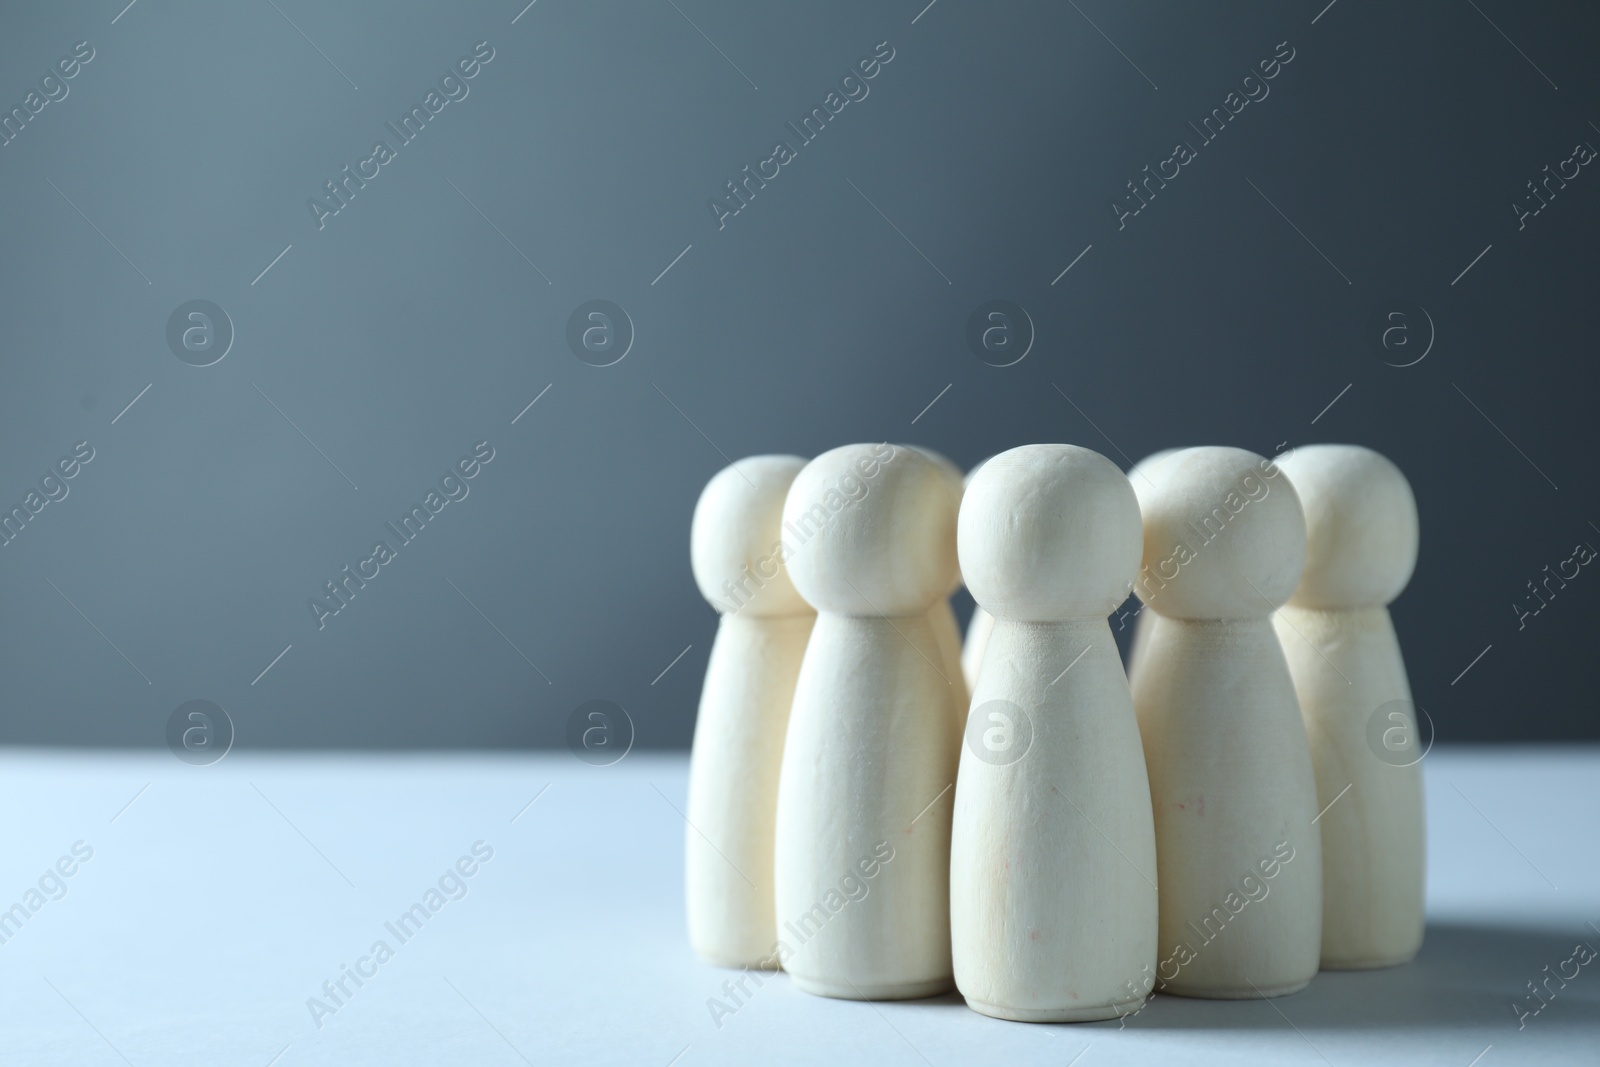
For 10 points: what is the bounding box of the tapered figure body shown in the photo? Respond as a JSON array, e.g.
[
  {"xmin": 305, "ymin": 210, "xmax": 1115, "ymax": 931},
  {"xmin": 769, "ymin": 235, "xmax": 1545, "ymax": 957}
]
[
  {"xmin": 1273, "ymin": 445, "xmax": 1425, "ymax": 969},
  {"xmin": 685, "ymin": 456, "xmax": 815, "ymax": 967},
  {"xmin": 951, "ymin": 445, "xmax": 1158, "ymax": 1022},
  {"xmin": 1130, "ymin": 447, "xmax": 1322, "ymax": 999},
  {"xmin": 774, "ymin": 443, "xmax": 961, "ymax": 999}
]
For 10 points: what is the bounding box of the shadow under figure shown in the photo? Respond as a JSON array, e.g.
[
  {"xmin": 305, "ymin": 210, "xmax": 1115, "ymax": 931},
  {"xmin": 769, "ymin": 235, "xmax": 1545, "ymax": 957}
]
[{"xmin": 1100, "ymin": 921, "xmax": 1600, "ymax": 1035}]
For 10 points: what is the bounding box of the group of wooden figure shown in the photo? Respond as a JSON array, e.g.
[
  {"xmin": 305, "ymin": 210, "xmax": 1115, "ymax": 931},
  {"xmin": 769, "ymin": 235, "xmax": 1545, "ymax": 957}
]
[{"xmin": 683, "ymin": 441, "xmax": 1425, "ymax": 1022}]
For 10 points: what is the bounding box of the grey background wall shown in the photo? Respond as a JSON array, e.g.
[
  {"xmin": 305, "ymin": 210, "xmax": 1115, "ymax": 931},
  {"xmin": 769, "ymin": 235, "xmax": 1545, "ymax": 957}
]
[{"xmin": 0, "ymin": 0, "xmax": 1594, "ymax": 750}]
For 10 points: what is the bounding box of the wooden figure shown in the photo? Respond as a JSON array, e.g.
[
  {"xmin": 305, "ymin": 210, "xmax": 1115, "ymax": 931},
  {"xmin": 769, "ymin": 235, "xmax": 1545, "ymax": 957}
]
[
  {"xmin": 950, "ymin": 444, "xmax": 1158, "ymax": 1021},
  {"xmin": 774, "ymin": 443, "xmax": 960, "ymax": 999},
  {"xmin": 686, "ymin": 456, "xmax": 815, "ymax": 967},
  {"xmin": 1273, "ymin": 445, "xmax": 1425, "ymax": 969},
  {"xmin": 1130, "ymin": 446, "xmax": 1323, "ymax": 999}
]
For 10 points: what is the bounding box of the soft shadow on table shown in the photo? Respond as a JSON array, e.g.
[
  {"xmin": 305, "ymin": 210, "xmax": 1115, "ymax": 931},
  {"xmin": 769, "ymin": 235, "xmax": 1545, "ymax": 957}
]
[{"xmin": 1092, "ymin": 921, "xmax": 1600, "ymax": 1033}]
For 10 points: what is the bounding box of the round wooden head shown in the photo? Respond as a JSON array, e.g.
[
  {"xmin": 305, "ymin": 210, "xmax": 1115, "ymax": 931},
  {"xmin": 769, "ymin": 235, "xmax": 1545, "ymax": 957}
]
[
  {"xmin": 960, "ymin": 444, "xmax": 1142, "ymax": 622},
  {"xmin": 1134, "ymin": 446, "xmax": 1306, "ymax": 620},
  {"xmin": 783, "ymin": 444, "xmax": 957, "ymax": 616},
  {"xmin": 1276, "ymin": 444, "xmax": 1419, "ymax": 610},
  {"xmin": 1127, "ymin": 447, "xmax": 1189, "ymax": 494},
  {"xmin": 691, "ymin": 455, "xmax": 811, "ymax": 617}
]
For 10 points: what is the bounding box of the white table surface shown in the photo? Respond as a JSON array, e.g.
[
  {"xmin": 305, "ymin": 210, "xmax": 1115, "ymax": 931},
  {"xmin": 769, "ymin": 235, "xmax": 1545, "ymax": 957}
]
[{"xmin": 1, "ymin": 746, "xmax": 1595, "ymax": 1066}]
